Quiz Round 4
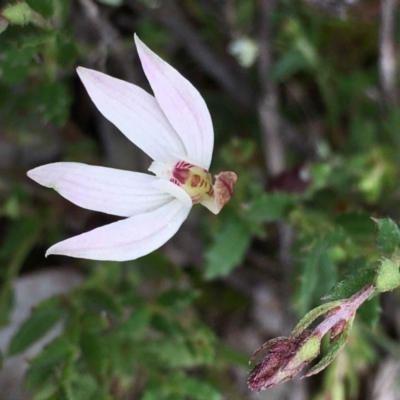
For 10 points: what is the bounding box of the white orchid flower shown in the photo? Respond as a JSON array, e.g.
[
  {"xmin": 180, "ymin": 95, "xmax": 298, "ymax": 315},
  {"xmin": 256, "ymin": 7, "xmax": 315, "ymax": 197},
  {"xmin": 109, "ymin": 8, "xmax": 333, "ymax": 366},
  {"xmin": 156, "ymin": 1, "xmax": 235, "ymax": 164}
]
[{"xmin": 27, "ymin": 35, "xmax": 237, "ymax": 262}]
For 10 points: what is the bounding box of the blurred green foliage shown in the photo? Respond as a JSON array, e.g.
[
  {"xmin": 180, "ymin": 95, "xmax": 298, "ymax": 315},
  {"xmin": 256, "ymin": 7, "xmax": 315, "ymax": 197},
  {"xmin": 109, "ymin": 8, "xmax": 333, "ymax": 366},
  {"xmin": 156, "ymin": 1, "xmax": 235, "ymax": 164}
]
[{"xmin": 1, "ymin": 0, "xmax": 400, "ymax": 399}]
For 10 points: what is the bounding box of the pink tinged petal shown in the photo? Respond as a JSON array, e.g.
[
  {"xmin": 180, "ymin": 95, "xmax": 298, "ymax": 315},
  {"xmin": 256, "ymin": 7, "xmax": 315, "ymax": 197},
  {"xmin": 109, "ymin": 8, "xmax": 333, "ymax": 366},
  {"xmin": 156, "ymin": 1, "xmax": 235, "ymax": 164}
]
[
  {"xmin": 135, "ymin": 34, "xmax": 214, "ymax": 170},
  {"xmin": 76, "ymin": 67, "xmax": 185, "ymax": 163},
  {"xmin": 151, "ymin": 179, "xmax": 192, "ymax": 208},
  {"xmin": 27, "ymin": 162, "xmax": 173, "ymax": 217},
  {"xmin": 46, "ymin": 199, "xmax": 191, "ymax": 261}
]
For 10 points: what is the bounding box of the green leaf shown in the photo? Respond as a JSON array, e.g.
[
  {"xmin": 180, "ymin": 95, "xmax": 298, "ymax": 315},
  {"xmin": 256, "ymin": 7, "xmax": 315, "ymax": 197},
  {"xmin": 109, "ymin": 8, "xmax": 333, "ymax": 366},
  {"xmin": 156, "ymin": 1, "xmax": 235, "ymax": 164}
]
[
  {"xmin": 335, "ymin": 211, "xmax": 375, "ymax": 242},
  {"xmin": 26, "ymin": 81, "xmax": 72, "ymax": 126},
  {"xmin": 271, "ymin": 49, "xmax": 309, "ymax": 82},
  {"xmin": 138, "ymin": 337, "xmax": 210, "ymax": 369},
  {"xmin": 1, "ymin": 3, "xmax": 32, "ymax": 25},
  {"xmin": 1, "ymin": 43, "xmax": 35, "ymax": 68},
  {"xmin": 215, "ymin": 343, "xmax": 249, "ymax": 367},
  {"xmin": 26, "ymin": 0, "xmax": 54, "ymax": 17},
  {"xmin": 0, "ymin": 218, "xmax": 41, "ymax": 261},
  {"xmin": 8, "ymin": 297, "xmax": 66, "ymax": 356},
  {"xmin": 205, "ymin": 219, "xmax": 251, "ymax": 279},
  {"xmin": 24, "ymin": 363, "xmax": 57, "ymax": 392},
  {"xmin": 150, "ymin": 314, "xmax": 181, "ymax": 336},
  {"xmin": 79, "ymin": 312, "xmax": 110, "ymax": 333},
  {"xmin": 172, "ymin": 373, "xmax": 221, "ymax": 400},
  {"xmin": 297, "ymin": 233, "xmax": 342, "ymax": 314},
  {"xmin": 186, "ymin": 327, "xmax": 215, "ymax": 365},
  {"xmin": 18, "ymin": 315, "xmax": 71, "ymax": 393},
  {"xmin": 375, "ymin": 218, "xmax": 400, "ymax": 256},
  {"xmin": 247, "ymin": 192, "xmax": 294, "ymax": 222},
  {"xmin": 323, "ymin": 268, "xmax": 376, "ymax": 301},
  {"xmin": 29, "ymin": 336, "xmax": 75, "ymax": 367},
  {"xmin": 56, "ymin": 35, "xmax": 78, "ymax": 67},
  {"xmin": 157, "ymin": 288, "xmax": 199, "ymax": 311},
  {"xmin": 68, "ymin": 373, "xmax": 97, "ymax": 400},
  {"xmin": 81, "ymin": 287, "xmax": 123, "ymax": 317},
  {"xmin": 122, "ymin": 306, "xmax": 151, "ymax": 336},
  {"xmin": 80, "ymin": 331, "xmax": 106, "ymax": 376},
  {"xmin": 0, "ymin": 219, "xmax": 41, "ymax": 327}
]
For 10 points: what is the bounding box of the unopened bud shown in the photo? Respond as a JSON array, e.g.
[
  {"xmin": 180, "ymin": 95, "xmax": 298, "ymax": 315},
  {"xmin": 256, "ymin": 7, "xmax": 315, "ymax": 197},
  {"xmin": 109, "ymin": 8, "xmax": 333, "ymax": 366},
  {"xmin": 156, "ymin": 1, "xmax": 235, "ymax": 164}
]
[{"xmin": 248, "ymin": 330, "xmax": 321, "ymax": 391}]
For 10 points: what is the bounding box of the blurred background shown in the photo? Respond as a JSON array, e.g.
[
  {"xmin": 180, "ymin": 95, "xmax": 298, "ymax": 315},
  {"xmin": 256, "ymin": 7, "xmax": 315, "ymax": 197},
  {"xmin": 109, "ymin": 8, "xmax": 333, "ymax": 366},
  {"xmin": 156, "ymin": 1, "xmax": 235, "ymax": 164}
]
[{"xmin": 1, "ymin": 0, "xmax": 400, "ymax": 399}]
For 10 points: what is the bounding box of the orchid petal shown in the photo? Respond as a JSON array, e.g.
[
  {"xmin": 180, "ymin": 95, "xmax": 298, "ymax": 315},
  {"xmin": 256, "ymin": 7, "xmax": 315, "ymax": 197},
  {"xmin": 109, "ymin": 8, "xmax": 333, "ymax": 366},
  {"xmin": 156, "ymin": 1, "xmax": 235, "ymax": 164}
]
[
  {"xmin": 135, "ymin": 35, "xmax": 214, "ymax": 169},
  {"xmin": 151, "ymin": 179, "xmax": 192, "ymax": 208},
  {"xmin": 77, "ymin": 67, "xmax": 185, "ymax": 163},
  {"xmin": 200, "ymin": 196, "xmax": 220, "ymax": 214},
  {"xmin": 46, "ymin": 199, "xmax": 191, "ymax": 261},
  {"xmin": 27, "ymin": 162, "xmax": 173, "ymax": 217}
]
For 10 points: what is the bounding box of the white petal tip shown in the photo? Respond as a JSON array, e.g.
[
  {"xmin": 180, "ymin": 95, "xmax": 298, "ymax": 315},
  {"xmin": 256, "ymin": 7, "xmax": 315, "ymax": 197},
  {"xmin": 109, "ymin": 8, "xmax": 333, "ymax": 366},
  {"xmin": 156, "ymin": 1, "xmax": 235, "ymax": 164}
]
[
  {"xmin": 46, "ymin": 241, "xmax": 69, "ymax": 258},
  {"xmin": 26, "ymin": 166, "xmax": 45, "ymax": 185},
  {"xmin": 45, "ymin": 244, "xmax": 59, "ymax": 257},
  {"xmin": 76, "ymin": 66, "xmax": 94, "ymax": 82},
  {"xmin": 25, "ymin": 165, "xmax": 57, "ymax": 189},
  {"xmin": 201, "ymin": 197, "xmax": 220, "ymax": 215},
  {"xmin": 133, "ymin": 33, "xmax": 142, "ymax": 46},
  {"xmin": 76, "ymin": 66, "xmax": 87, "ymax": 74}
]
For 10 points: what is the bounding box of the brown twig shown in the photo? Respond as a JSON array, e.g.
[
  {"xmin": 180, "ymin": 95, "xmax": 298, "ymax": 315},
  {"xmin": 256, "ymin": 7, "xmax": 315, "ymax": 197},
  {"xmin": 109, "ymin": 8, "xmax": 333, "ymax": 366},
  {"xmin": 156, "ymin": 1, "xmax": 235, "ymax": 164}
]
[
  {"xmin": 257, "ymin": 0, "xmax": 285, "ymax": 175},
  {"xmin": 257, "ymin": 0, "xmax": 298, "ymax": 327},
  {"xmin": 78, "ymin": 0, "xmax": 136, "ymax": 82},
  {"xmin": 379, "ymin": 0, "xmax": 398, "ymax": 108}
]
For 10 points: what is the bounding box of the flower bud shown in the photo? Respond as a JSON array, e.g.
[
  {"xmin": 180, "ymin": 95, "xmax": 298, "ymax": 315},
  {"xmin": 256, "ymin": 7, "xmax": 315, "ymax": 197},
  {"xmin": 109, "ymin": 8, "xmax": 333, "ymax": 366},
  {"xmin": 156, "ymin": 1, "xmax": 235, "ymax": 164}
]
[{"xmin": 248, "ymin": 330, "xmax": 321, "ymax": 391}]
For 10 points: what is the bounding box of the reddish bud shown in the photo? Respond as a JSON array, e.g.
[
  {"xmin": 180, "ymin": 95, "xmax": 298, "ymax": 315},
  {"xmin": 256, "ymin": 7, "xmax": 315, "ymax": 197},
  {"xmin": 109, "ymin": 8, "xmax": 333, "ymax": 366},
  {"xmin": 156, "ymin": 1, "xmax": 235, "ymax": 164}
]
[{"xmin": 248, "ymin": 330, "xmax": 320, "ymax": 391}]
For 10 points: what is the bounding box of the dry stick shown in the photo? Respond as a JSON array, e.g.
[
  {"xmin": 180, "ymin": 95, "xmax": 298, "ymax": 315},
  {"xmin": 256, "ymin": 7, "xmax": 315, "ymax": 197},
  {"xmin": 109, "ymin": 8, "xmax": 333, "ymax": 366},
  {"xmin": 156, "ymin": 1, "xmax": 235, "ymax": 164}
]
[
  {"xmin": 127, "ymin": 0, "xmax": 255, "ymax": 110},
  {"xmin": 379, "ymin": 0, "xmax": 398, "ymax": 108},
  {"xmin": 257, "ymin": 0, "xmax": 285, "ymax": 176},
  {"xmin": 78, "ymin": 0, "xmax": 136, "ymax": 82},
  {"xmin": 257, "ymin": 0, "xmax": 298, "ymax": 335},
  {"xmin": 78, "ymin": 0, "xmax": 152, "ymax": 173}
]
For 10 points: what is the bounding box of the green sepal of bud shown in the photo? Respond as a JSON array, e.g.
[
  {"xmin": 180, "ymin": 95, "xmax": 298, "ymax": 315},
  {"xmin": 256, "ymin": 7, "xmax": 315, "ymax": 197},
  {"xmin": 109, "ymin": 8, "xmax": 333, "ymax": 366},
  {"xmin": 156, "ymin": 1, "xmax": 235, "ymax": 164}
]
[
  {"xmin": 304, "ymin": 315, "xmax": 354, "ymax": 378},
  {"xmin": 291, "ymin": 300, "xmax": 342, "ymax": 337},
  {"xmin": 1, "ymin": 2, "xmax": 32, "ymax": 25},
  {"xmin": 288, "ymin": 335, "xmax": 321, "ymax": 368},
  {"xmin": 375, "ymin": 257, "xmax": 400, "ymax": 292}
]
